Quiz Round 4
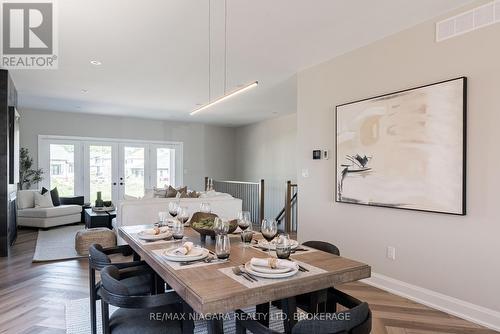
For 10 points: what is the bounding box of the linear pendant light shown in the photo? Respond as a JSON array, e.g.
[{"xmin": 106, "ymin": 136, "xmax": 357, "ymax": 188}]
[
  {"xmin": 191, "ymin": 0, "xmax": 258, "ymax": 116},
  {"xmin": 190, "ymin": 81, "xmax": 258, "ymax": 115}
]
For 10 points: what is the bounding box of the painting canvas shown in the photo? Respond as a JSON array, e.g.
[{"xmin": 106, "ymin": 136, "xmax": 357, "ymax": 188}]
[{"xmin": 335, "ymin": 77, "xmax": 466, "ymax": 215}]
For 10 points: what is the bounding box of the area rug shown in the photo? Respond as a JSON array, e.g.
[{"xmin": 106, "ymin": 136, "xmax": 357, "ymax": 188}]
[
  {"xmin": 65, "ymin": 298, "xmax": 285, "ymax": 334},
  {"xmin": 33, "ymin": 224, "xmax": 86, "ymax": 262}
]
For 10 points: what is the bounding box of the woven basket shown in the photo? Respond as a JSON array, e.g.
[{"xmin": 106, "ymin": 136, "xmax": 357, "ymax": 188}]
[
  {"xmin": 75, "ymin": 228, "xmax": 116, "ymax": 256},
  {"xmin": 190, "ymin": 212, "xmax": 238, "ymax": 237}
]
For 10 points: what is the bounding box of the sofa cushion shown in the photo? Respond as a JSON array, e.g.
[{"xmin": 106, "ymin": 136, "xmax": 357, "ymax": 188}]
[
  {"xmin": 17, "ymin": 190, "xmax": 38, "ymax": 209},
  {"xmin": 18, "ymin": 204, "xmax": 82, "ymax": 218},
  {"xmin": 42, "ymin": 187, "xmax": 61, "ymax": 206}
]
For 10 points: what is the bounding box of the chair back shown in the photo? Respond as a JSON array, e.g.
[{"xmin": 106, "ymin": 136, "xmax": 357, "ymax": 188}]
[
  {"xmin": 89, "ymin": 244, "xmax": 112, "ymax": 270},
  {"xmin": 292, "ymin": 302, "xmax": 371, "ymax": 334},
  {"xmin": 303, "ymin": 241, "xmax": 340, "ymax": 256},
  {"xmin": 100, "ymin": 265, "xmax": 132, "ymax": 298}
]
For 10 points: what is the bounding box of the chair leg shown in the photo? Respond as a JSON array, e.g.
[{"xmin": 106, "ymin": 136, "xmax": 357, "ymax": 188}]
[
  {"xmin": 207, "ymin": 319, "xmax": 223, "ymax": 334},
  {"xmin": 235, "ymin": 320, "xmax": 246, "ymax": 334},
  {"xmin": 89, "ymin": 267, "xmax": 97, "ymax": 334},
  {"xmin": 101, "ymin": 300, "xmax": 110, "ymax": 334}
]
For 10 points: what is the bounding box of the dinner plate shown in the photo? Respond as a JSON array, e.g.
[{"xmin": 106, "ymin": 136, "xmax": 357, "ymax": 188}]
[
  {"xmin": 137, "ymin": 228, "xmax": 173, "ymax": 241},
  {"xmin": 244, "ymin": 262, "xmax": 299, "ymax": 278},
  {"xmin": 162, "ymin": 247, "xmax": 209, "ymax": 262},
  {"xmin": 249, "ymin": 263, "xmax": 292, "ymax": 274},
  {"xmin": 257, "ymin": 239, "xmax": 299, "ymax": 250}
]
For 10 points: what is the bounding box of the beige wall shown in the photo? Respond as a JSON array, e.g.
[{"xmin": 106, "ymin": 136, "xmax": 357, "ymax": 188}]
[
  {"xmin": 234, "ymin": 113, "xmax": 297, "ymax": 219},
  {"xmin": 297, "ymin": 0, "xmax": 500, "ymax": 312},
  {"xmin": 20, "ymin": 109, "xmax": 236, "ymax": 191}
]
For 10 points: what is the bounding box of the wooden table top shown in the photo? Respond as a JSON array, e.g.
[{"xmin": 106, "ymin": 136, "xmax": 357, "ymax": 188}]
[{"xmin": 118, "ymin": 225, "xmax": 371, "ymax": 314}]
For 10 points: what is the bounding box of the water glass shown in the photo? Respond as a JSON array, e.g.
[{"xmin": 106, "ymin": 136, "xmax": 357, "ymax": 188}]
[
  {"xmin": 158, "ymin": 211, "xmax": 169, "ymax": 226},
  {"xmin": 200, "ymin": 202, "xmax": 211, "ymax": 213},
  {"xmin": 215, "ymin": 234, "xmax": 231, "ymax": 259},
  {"xmin": 240, "ymin": 224, "xmax": 254, "ymax": 247},
  {"xmin": 214, "ymin": 217, "xmax": 229, "ymax": 235},
  {"xmin": 275, "ymin": 233, "xmax": 292, "ymax": 259},
  {"xmin": 237, "ymin": 211, "xmax": 251, "ymax": 231},
  {"xmin": 172, "ymin": 221, "xmax": 184, "ymax": 240}
]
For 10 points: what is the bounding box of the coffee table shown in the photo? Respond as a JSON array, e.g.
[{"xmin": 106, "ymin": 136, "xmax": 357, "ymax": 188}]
[{"xmin": 84, "ymin": 208, "xmax": 116, "ymax": 229}]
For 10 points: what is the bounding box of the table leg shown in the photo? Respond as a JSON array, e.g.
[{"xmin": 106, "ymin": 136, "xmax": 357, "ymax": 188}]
[
  {"xmin": 182, "ymin": 302, "xmax": 194, "ymax": 334},
  {"xmin": 281, "ymin": 297, "xmax": 297, "ymax": 334},
  {"xmin": 207, "ymin": 319, "xmax": 224, "ymax": 334},
  {"xmin": 256, "ymin": 302, "xmax": 270, "ymax": 327}
]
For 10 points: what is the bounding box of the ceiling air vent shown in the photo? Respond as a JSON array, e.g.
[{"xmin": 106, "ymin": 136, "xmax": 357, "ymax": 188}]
[{"xmin": 436, "ymin": 0, "xmax": 499, "ymax": 42}]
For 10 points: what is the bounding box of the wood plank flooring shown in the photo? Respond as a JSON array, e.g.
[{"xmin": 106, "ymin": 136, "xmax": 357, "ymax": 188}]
[{"xmin": 0, "ymin": 229, "xmax": 497, "ymax": 334}]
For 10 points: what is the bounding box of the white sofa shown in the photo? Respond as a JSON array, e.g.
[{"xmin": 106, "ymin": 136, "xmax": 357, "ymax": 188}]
[
  {"xmin": 17, "ymin": 190, "xmax": 82, "ymax": 229},
  {"xmin": 112, "ymin": 192, "xmax": 242, "ymax": 244}
]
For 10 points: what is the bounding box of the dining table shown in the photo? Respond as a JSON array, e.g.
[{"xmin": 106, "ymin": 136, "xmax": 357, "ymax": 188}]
[{"xmin": 118, "ymin": 225, "xmax": 371, "ymax": 334}]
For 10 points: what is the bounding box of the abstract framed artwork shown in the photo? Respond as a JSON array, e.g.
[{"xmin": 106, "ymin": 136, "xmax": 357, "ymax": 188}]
[{"xmin": 335, "ymin": 77, "xmax": 466, "ymax": 215}]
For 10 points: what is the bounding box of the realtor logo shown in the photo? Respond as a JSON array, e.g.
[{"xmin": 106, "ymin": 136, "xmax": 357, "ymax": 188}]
[{"xmin": 1, "ymin": 0, "xmax": 58, "ymax": 69}]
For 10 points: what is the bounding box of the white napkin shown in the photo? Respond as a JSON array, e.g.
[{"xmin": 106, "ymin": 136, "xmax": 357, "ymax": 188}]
[
  {"xmin": 250, "ymin": 257, "xmax": 297, "ymax": 270},
  {"xmin": 143, "ymin": 227, "xmax": 169, "ymax": 235},
  {"xmin": 173, "ymin": 242, "xmax": 194, "ymax": 255}
]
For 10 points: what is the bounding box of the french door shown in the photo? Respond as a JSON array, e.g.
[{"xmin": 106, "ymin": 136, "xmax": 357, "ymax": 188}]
[{"xmin": 39, "ymin": 136, "xmax": 183, "ymax": 203}]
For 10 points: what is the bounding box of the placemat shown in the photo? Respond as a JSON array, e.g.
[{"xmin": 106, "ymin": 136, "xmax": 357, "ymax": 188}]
[
  {"xmin": 218, "ymin": 260, "xmax": 327, "ymax": 288},
  {"xmin": 152, "ymin": 248, "xmax": 228, "ymax": 270}
]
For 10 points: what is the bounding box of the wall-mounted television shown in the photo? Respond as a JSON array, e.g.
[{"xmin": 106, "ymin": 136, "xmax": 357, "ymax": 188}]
[{"xmin": 8, "ymin": 106, "xmax": 20, "ymax": 185}]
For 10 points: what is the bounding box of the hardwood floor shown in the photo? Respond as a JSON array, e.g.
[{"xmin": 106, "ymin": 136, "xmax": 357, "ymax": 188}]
[{"xmin": 0, "ymin": 229, "xmax": 497, "ymax": 334}]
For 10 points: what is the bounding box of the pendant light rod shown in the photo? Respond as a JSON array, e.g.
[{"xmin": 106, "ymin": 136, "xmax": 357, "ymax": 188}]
[{"xmin": 190, "ymin": 81, "xmax": 258, "ymax": 115}]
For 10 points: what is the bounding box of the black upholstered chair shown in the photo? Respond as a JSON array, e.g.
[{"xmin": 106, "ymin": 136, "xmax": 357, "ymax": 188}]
[
  {"xmin": 89, "ymin": 244, "xmax": 154, "ymax": 334},
  {"xmin": 294, "ymin": 241, "xmax": 340, "ymax": 314},
  {"xmin": 99, "ymin": 265, "xmax": 183, "ymax": 334},
  {"xmin": 236, "ymin": 288, "xmax": 371, "ymax": 334}
]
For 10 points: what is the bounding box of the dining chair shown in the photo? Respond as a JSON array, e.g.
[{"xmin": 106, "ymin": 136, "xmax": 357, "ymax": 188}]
[
  {"xmin": 88, "ymin": 244, "xmax": 155, "ymax": 334},
  {"xmin": 235, "ymin": 288, "xmax": 371, "ymax": 334},
  {"xmin": 99, "ymin": 265, "xmax": 184, "ymax": 334},
  {"xmin": 295, "ymin": 241, "xmax": 340, "ymax": 314}
]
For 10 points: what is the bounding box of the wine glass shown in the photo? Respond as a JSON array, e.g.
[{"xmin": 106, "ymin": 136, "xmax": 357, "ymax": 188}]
[
  {"xmin": 275, "ymin": 233, "xmax": 292, "ymax": 259},
  {"xmin": 168, "ymin": 201, "xmax": 179, "ymax": 218},
  {"xmin": 200, "ymin": 202, "xmax": 211, "ymax": 213},
  {"xmin": 261, "ymin": 218, "xmax": 278, "ymax": 257},
  {"xmin": 214, "ymin": 217, "xmax": 229, "ymax": 235},
  {"xmin": 237, "ymin": 211, "xmax": 251, "ymax": 231},
  {"xmin": 240, "ymin": 222, "xmax": 254, "ymax": 247},
  {"xmin": 177, "ymin": 206, "xmax": 190, "ymax": 226},
  {"xmin": 172, "ymin": 220, "xmax": 184, "ymax": 240},
  {"xmin": 215, "ymin": 234, "xmax": 230, "ymax": 259}
]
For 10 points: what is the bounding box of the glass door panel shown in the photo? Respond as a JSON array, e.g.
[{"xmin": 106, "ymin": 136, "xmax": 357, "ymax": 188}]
[
  {"xmin": 156, "ymin": 147, "xmax": 173, "ymax": 187},
  {"xmin": 121, "ymin": 145, "xmax": 146, "ymax": 198},
  {"xmin": 89, "ymin": 145, "xmax": 113, "ymax": 202},
  {"xmin": 49, "ymin": 144, "xmax": 75, "ymax": 196}
]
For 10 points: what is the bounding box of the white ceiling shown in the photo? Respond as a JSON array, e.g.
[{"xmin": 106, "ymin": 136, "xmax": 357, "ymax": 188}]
[{"xmin": 11, "ymin": 0, "xmax": 473, "ymax": 126}]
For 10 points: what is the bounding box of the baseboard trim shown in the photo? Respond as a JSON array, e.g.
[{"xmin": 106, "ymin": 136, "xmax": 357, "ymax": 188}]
[{"xmin": 362, "ymin": 273, "xmax": 500, "ymax": 331}]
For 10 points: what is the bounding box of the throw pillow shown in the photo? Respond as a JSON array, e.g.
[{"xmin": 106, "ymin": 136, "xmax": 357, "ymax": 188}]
[
  {"xmin": 188, "ymin": 191, "xmax": 200, "ymax": 198},
  {"xmin": 166, "ymin": 186, "xmax": 188, "ymax": 198},
  {"xmin": 34, "ymin": 191, "xmax": 54, "ymax": 208},
  {"xmin": 42, "ymin": 187, "xmax": 61, "ymax": 206},
  {"xmin": 153, "ymin": 187, "xmax": 167, "ymax": 198},
  {"xmin": 166, "ymin": 185, "xmax": 177, "ymax": 198},
  {"xmin": 17, "ymin": 190, "xmax": 36, "ymax": 209}
]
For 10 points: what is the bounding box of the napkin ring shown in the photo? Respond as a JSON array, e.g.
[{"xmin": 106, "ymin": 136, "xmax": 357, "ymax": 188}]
[{"xmin": 268, "ymin": 258, "xmax": 277, "ymax": 269}]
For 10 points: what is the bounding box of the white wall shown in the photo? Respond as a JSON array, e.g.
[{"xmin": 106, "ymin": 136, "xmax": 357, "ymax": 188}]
[
  {"xmin": 297, "ymin": 0, "xmax": 500, "ymax": 312},
  {"xmin": 234, "ymin": 113, "xmax": 297, "ymax": 219},
  {"xmin": 19, "ymin": 109, "xmax": 236, "ymax": 191}
]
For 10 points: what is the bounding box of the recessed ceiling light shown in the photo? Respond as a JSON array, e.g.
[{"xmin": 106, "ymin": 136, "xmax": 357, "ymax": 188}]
[
  {"xmin": 90, "ymin": 60, "xmax": 102, "ymax": 66},
  {"xmin": 81, "ymin": 89, "xmax": 88, "ymax": 93}
]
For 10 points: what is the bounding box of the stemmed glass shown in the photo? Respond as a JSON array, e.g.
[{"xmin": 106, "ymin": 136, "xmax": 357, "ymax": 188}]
[
  {"xmin": 261, "ymin": 218, "xmax": 278, "ymax": 257},
  {"xmin": 177, "ymin": 206, "xmax": 189, "ymax": 226},
  {"xmin": 168, "ymin": 201, "xmax": 179, "ymax": 218},
  {"xmin": 200, "ymin": 202, "xmax": 211, "ymax": 213},
  {"xmin": 237, "ymin": 211, "xmax": 251, "ymax": 231},
  {"xmin": 214, "ymin": 217, "xmax": 229, "ymax": 235}
]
